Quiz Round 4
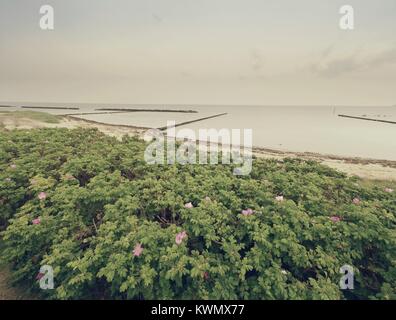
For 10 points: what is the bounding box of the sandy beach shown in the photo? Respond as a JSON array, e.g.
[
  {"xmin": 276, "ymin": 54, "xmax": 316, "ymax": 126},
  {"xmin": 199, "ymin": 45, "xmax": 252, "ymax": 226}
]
[{"xmin": 1, "ymin": 111, "xmax": 396, "ymax": 181}]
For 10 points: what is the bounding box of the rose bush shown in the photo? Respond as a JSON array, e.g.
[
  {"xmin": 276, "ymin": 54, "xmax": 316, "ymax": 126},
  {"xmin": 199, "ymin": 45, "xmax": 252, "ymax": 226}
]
[{"xmin": 0, "ymin": 128, "xmax": 395, "ymax": 299}]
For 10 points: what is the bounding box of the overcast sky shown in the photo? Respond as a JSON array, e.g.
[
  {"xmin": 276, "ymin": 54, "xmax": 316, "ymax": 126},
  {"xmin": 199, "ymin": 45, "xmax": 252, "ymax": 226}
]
[{"xmin": 1, "ymin": 0, "xmax": 395, "ymax": 106}]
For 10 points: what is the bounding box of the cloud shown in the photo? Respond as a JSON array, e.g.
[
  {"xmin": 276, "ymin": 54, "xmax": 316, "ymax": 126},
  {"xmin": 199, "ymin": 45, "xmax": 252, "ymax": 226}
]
[
  {"xmin": 312, "ymin": 56, "xmax": 361, "ymax": 77},
  {"xmin": 369, "ymin": 47, "xmax": 396, "ymax": 67},
  {"xmin": 311, "ymin": 46, "xmax": 396, "ymax": 78},
  {"xmin": 320, "ymin": 44, "xmax": 335, "ymax": 60}
]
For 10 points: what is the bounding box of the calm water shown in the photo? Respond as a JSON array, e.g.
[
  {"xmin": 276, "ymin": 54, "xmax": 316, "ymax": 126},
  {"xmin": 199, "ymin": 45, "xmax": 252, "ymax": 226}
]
[{"xmin": 1, "ymin": 103, "xmax": 396, "ymax": 160}]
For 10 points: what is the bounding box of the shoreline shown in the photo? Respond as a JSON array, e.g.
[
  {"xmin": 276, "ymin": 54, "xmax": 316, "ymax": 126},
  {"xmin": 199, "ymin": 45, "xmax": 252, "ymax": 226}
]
[
  {"xmin": 65, "ymin": 115, "xmax": 396, "ymax": 168},
  {"xmin": 1, "ymin": 112, "xmax": 396, "ymax": 181}
]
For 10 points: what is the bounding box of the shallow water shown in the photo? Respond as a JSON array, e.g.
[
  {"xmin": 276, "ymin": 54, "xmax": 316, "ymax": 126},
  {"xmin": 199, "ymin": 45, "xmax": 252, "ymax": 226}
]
[
  {"xmin": 176, "ymin": 106, "xmax": 396, "ymax": 161},
  {"xmin": 1, "ymin": 103, "xmax": 395, "ymax": 160}
]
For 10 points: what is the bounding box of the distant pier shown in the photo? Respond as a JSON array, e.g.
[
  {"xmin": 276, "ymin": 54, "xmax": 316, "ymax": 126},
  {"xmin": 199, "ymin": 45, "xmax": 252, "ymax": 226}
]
[
  {"xmin": 21, "ymin": 106, "xmax": 80, "ymax": 110},
  {"xmin": 338, "ymin": 114, "xmax": 396, "ymax": 125},
  {"xmin": 62, "ymin": 111, "xmax": 131, "ymax": 116},
  {"xmin": 158, "ymin": 113, "xmax": 228, "ymax": 130},
  {"xmin": 95, "ymin": 108, "xmax": 198, "ymax": 113}
]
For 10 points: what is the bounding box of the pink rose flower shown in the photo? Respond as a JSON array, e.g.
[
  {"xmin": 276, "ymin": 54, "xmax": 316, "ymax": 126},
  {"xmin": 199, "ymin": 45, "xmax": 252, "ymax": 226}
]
[
  {"xmin": 330, "ymin": 216, "xmax": 341, "ymax": 223},
  {"xmin": 241, "ymin": 208, "xmax": 254, "ymax": 216},
  {"xmin": 385, "ymin": 188, "xmax": 394, "ymax": 193},
  {"xmin": 38, "ymin": 192, "xmax": 47, "ymax": 201},
  {"xmin": 133, "ymin": 243, "xmax": 143, "ymax": 257},
  {"xmin": 32, "ymin": 218, "xmax": 41, "ymax": 225},
  {"xmin": 36, "ymin": 272, "xmax": 45, "ymax": 280},
  {"xmin": 352, "ymin": 198, "xmax": 360, "ymax": 205},
  {"xmin": 184, "ymin": 202, "xmax": 193, "ymax": 209},
  {"xmin": 275, "ymin": 195, "xmax": 284, "ymax": 202},
  {"xmin": 203, "ymin": 271, "xmax": 209, "ymax": 280},
  {"xmin": 175, "ymin": 231, "xmax": 187, "ymax": 245}
]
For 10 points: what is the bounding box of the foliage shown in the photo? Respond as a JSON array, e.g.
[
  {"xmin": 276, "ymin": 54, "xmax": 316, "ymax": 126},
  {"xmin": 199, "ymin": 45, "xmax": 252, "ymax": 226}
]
[{"xmin": 0, "ymin": 128, "xmax": 395, "ymax": 300}]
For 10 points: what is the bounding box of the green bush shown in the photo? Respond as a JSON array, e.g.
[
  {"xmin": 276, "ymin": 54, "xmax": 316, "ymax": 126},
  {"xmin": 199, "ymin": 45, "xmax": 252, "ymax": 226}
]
[{"xmin": 0, "ymin": 128, "xmax": 395, "ymax": 299}]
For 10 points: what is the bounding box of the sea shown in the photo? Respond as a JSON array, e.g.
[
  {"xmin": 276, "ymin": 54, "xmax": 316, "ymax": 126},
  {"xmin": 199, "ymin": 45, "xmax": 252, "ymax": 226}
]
[{"xmin": 1, "ymin": 102, "xmax": 395, "ymax": 161}]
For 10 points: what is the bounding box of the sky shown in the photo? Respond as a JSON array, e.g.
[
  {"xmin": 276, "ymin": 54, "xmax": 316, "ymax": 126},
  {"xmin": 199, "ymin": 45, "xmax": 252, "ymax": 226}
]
[{"xmin": 0, "ymin": 0, "xmax": 396, "ymax": 106}]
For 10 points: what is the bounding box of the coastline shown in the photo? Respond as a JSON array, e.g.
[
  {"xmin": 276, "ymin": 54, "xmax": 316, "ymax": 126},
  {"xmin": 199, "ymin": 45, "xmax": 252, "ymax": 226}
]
[{"xmin": 1, "ymin": 112, "xmax": 396, "ymax": 181}]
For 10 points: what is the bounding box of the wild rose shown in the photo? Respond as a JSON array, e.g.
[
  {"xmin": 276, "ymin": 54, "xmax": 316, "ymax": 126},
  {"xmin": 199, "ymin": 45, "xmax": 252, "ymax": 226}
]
[
  {"xmin": 241, "ymin": 208, "xmax": 254, "ymax": 216},
  {"xmin": 10, "ymin": 164, "xmax": 16, "ymax": 169},
  {"xmin": 32, "ymin": 218, "xmax": 41, "ymax": 225},
  {"xmin": 275, "ymin": 195, "xmax": 284, "ymax": 202},
  {"xmin": 36, "ymin": 272, "xmax": 45, "ymax": 280},
  {"xmin": 184, "ymin": 202, "xmax": 193, "ymax": 209},
  {"xmin": 175, "ymin": 231, "xmax": 187, "ymax": 245},
  {"xmin": 38, "ymin": 192, "xmax": 47, "ymax": 201},
  {"xmin": 385, "ymin": 188, "xmax": 394, "ymax": 193},
  {"xmin": 133, "ymin": 243, "xmax": 143, "ymax": 257},
  {"xmin": 330, "ymin": 216, "xmax": 341, "ymax": 223},
  {"xmin": 353, "ymin": 198, "xmax": 361, "ymax": 205},
  {"xmin": 203, "ymin": 271, "xmax": 209, "ymax": 280}
]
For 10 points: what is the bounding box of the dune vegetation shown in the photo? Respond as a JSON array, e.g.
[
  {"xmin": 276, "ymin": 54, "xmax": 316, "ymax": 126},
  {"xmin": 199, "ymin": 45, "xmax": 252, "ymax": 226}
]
[
  {"xmin": 0, "ymin": 111, "xmax": 60, "ymax": 124},
  {"xmin": 0, "ymin": 127, "xmax": 395, "ymax": 299}
]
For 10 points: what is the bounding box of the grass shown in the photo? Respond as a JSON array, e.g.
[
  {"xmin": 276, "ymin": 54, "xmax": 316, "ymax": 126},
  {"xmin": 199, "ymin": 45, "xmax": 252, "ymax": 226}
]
[
  {"xmin": 0, "ymin": 111, "xmax": 60, "ymax": 124},
  {"xmin": 358, "ymin": 178, "xmax": 396, "ymax": 190}
]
